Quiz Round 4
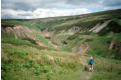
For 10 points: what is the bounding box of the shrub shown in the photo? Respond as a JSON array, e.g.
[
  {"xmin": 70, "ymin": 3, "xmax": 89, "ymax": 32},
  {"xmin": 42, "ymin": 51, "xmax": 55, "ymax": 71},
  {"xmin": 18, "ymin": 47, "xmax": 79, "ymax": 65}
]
[
  {"xmin": 2, "ymin": 61, "xmax": 12, "ymax": 72},
  {"xmin": 7, "ymin": 49, "xmax": 28, "ymax": 57},
  {"xmin": 33, "ymin": 64, "xmax": 42, "ymax": 75}
]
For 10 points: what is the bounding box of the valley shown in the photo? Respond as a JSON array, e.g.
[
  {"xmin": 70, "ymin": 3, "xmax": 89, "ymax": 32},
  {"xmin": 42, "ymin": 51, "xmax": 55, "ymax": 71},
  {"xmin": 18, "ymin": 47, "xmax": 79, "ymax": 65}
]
[{"xmin": 1, "ymin": 9, "xmax": 121, "ymax": 80}]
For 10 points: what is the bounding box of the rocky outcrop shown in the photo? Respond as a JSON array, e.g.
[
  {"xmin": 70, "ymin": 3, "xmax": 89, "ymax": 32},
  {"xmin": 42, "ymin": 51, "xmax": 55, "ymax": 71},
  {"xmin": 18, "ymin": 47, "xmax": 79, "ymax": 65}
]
[
  {"xmin": 1, "ymin": 24, "xmax": 47, "ymax": 47},
  {"xmin": 41, "ymin": 32, "xmax": 50, "ymax": 37},
  {"xmin": 89, "ymin": 20, "xmax": 111, "ymax": 33},
  {"xmin": 108, "ymin": 40, "xmax": 121, "ymax": 57},
  {"xmin": 1, "ymin": 25, "xmax": 36, "ymax": 40},
  {"xmin": 72, "ymin": 44, "xmax": 89, "ymax": 54},
  {"xmin": 35, "ymin": 40, "xmax": 45, "ymax": 47},
  {"xmin": 108, "ymin": 40, "xmax": 115, "ymax": 50},
  {"xmin": 119, "ymin": 43, "xmax": 121, "ymax": 56}
]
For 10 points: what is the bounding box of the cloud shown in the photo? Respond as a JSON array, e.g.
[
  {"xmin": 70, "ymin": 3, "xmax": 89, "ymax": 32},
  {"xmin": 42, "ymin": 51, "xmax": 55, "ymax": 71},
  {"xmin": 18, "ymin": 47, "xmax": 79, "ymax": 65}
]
[
  {"xmin": 2, "ymin": 0, "xmax": 66, "ymax": 10},
  {"xmin": 1, "ymin": 0, "xmax": 121, "ymax": 19},
  {"xmin": 103, "ymin": 0, "xmax": 121, "ymax": 10},
  {"xmin": 2, "ymin": 8, "xmax": 90, "ymax": 19},
  {"xmin": 2, "ymin": 9, "xmax": 33, "ymax": 19},
  {"xmin": 2, "ymin": 0, "xmax": 121, "ymax": 10},
  {"xmin": 65, "ymin": 0, "xmax": 103, "ymax": 8},
  {"xmin": 103, "ymin": 0, "xmax": 121, "ymax": 7}
]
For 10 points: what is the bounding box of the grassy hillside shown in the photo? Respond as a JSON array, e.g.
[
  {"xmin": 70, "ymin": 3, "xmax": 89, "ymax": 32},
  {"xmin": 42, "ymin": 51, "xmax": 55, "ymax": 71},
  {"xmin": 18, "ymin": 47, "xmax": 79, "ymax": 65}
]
[
  {"xmin": 2, "ymin": 42, "xmax": 121, "ymax": 80},
  {"xmin": 1, "ymin": 9, "xmax": 121, "ymax": 80},
  {"xmin": 66, "ymin": 32, "xmax": 121, "ymax": 60},
  {"xmin": 2, "ymin": 20, "xmax": 39, "ymax": 30},
  {"xmin": 90, "ymin": 57, "xmax": 121, "ymax": 80},
  {"xmin": 1, "ymin": 42, "xmax": 82, "ymax": 80},
  {"xmin": 1, "ymin": 20, "xmax": 55, "ymax": 49},
  {"xmin": 25, "ymin": 9, "xmax": 121, "ymax": 32}
]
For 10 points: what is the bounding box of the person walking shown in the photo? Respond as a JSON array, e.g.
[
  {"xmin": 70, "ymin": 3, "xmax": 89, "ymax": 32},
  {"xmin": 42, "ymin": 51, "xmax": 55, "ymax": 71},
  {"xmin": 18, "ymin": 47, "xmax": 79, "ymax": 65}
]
[{"xmin": 89, "ymin": 56, "xmax": 94, "ymax": 72}]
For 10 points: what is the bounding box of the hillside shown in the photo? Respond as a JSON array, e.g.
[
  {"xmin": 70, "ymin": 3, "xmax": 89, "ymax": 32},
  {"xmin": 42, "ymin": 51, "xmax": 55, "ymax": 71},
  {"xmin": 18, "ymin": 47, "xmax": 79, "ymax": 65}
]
[
  {"xmin": 25, "ymin": 9, "xmax": 121, "ymax": 32},
  {"xmin": 1, "ymin": 9, "xmax": 121, "ymax": 80},
  {"xmin": 1, "ymin": 20, "xmax": 55, "ymax": 49}
]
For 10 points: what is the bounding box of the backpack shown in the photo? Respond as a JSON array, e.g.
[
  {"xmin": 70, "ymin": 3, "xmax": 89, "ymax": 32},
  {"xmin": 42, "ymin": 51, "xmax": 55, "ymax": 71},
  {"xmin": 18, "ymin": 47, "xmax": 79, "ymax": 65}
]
[{"xmin": 89, "ymin": 59, "xmax": 94, "ymax": 65}]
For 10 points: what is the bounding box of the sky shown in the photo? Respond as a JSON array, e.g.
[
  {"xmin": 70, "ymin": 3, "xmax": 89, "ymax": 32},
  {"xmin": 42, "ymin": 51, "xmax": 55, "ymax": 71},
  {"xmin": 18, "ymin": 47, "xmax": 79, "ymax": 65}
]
[{"xmin": 1, "ymin": 0, "xmax": 121, "ymax": 19}]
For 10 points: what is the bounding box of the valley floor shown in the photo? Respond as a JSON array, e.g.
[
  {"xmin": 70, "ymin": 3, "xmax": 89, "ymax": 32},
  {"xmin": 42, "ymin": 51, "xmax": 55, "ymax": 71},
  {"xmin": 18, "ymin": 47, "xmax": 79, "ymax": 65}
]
[{"xmin": 2, "ymin": 42, "xmax": 121, "ymax": 80}]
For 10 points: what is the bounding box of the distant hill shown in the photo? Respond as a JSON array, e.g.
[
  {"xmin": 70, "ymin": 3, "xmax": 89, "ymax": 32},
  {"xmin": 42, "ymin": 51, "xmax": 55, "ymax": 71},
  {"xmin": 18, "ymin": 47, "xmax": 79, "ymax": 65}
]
[
  {"xmin": 24, "ymin": 9, "xmax": 121, "ymax": 32},
  {"xmin": 2, "ymin": 9, "xmax": 121, "ymax": 59}
]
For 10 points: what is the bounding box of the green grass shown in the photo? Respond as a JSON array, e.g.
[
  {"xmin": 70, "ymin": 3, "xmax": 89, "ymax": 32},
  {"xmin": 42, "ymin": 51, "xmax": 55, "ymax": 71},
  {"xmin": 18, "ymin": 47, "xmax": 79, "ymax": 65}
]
[
  {"xmin": 2, "ymin": 20, "xmax": 39, "ymax": 30},
  {"xmin": 98, "ymin": 18, "xmax": 121, "ymax": 35},
  {"xmin": 87, "ymin": 33, "xmax": 121, "ymax": 60},
  {"xmin": 2, "ymin": 42, "xmax": 121, "ymax": 80},
  {"xmin": 67, "ymin": 31, "xmax": 121, "ymax": 60},
  {"xmin": 24, "ymin": 9, "xmax": 121, "ymax": 32},
  {"xmin": 1, "ymin": 43, "xmax": 82, "ymax": 80},
  {"xmin": 1, "ymin": 37, "xmax": 55, "ymax": 50},
  {"xmin": 1, "ymin": 9, "xmax": 121, "ymax": 80},
  {"xmin": 2, "ymin": 37, "xmax": 34, "ymax": 46},
  {"xmin": 36, "ymin": 34, "xmax": 49, "ymax": 45},
  {"xmin": 90, "ymin": 72, "xmax": 121, "ymax": 80},
  {"xmin": 90, "ymin": 57, "xmax": 121, "ymax": 80},
  {"xmin": 36, "ymin": 34, "xmax": 54, "ymax": 49}
]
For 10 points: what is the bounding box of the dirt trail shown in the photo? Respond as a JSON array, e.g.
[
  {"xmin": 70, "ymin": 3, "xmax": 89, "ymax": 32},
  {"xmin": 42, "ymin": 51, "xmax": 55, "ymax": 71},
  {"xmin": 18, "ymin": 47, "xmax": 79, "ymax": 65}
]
[
  {"xmin": 80, "ymin": 72, "xmax": 92, "ymax": 80},
  {"xmin": 80, "ymin": 56, "xmax": 93, "ymax": 80},
  {"xmin": 79, "ymin": 44, "xmax": 89, "ymax": 54},
  {"xmin": 86, "ymin": 73, "xmax": 92, "ymax": 80},
  {"xmin": 79, "ymin": 44, "xmax": 93, "ymax": 80}
]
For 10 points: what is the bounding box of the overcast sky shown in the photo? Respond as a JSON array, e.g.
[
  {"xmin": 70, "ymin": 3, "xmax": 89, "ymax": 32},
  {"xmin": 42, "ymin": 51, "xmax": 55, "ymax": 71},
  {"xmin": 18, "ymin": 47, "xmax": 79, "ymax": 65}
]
[{"xmin": 2, "ymin": 0, "xmax": 121, "ymax": 19}]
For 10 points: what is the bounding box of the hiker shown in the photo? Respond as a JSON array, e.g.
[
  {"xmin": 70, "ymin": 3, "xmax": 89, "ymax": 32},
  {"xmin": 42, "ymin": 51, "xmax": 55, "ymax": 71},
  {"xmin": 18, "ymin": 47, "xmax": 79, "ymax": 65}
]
[{"xmin": 89, "ymin": 56, "xmax": 94, "ymax": 72}]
